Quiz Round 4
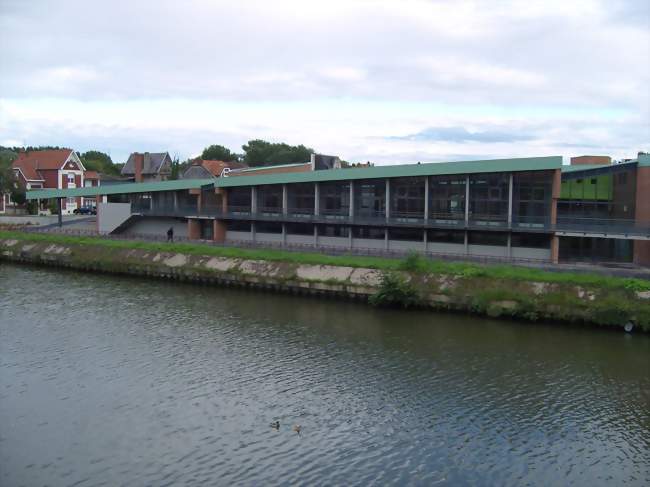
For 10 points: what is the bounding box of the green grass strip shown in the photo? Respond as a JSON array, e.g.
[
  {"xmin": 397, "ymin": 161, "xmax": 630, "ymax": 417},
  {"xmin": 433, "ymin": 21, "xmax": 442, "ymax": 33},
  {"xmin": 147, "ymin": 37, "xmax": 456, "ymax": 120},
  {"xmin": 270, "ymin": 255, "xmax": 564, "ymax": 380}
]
[{"xmin": 1, "ymin": 230, "xmax": 648, "ymax": 292}]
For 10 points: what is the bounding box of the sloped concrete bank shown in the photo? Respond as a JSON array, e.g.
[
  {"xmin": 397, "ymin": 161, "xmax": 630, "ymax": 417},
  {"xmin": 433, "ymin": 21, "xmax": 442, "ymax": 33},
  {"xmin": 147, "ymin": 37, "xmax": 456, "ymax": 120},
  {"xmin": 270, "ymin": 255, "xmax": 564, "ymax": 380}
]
[{"xmin": 1, "ymin": 237, "xmax": 649, "ymax": 331}]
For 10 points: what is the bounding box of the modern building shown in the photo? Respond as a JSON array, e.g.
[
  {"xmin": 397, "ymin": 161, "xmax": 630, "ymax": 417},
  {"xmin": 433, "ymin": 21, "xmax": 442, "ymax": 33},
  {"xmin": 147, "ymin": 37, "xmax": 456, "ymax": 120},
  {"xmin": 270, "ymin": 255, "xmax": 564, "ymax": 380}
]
[{"xmin": 26, "ymin": 154, "xmax": 650, "ymax": 265}]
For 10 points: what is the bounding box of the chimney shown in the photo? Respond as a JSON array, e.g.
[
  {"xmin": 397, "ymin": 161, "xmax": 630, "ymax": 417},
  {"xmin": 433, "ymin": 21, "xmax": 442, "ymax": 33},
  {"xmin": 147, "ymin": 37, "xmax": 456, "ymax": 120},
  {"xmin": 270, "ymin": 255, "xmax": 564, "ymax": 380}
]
[{"xmin": 134, "ymin": 153, "xmax": 144, "ymax": 182}]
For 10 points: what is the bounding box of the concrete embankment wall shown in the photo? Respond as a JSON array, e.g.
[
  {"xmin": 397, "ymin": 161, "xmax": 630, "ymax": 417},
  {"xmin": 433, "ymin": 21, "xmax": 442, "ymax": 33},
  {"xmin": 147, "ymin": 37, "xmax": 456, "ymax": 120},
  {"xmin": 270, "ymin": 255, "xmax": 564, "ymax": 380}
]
[{"xmin": 1, "ymin": 236, "xmax": 649, "ymax": 331}]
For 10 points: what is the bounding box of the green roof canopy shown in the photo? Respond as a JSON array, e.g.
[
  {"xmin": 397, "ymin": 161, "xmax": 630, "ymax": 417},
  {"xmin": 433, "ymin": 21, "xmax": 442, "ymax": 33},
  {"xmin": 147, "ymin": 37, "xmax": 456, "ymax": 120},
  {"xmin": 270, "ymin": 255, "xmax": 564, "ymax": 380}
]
[
  {"xmin": 26, "ymin": 178, "xmax": 215, "ymax": 200},
  {"xmin": 214, "ymin": 156, "xmax": 562, "ymax": 188},
  {"xmin": 26, "ymin": 156, "xmax": 562, "ymax": 199}
]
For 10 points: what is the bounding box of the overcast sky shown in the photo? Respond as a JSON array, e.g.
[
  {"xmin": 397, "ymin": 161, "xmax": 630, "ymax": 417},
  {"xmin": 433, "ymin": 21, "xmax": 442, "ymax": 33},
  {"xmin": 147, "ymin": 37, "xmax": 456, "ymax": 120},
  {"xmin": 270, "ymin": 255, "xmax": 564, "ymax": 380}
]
[{"xmin": 0, "ymin": 0, "xmax": 648, "ymax": 164}]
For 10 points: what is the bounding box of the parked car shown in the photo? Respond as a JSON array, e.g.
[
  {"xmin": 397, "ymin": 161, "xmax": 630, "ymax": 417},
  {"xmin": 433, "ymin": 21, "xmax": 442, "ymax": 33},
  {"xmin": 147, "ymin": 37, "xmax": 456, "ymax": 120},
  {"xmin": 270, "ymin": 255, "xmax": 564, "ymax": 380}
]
[{"xmin": 73, "ymin": 207, "xmax": 97, "ymax": 215}]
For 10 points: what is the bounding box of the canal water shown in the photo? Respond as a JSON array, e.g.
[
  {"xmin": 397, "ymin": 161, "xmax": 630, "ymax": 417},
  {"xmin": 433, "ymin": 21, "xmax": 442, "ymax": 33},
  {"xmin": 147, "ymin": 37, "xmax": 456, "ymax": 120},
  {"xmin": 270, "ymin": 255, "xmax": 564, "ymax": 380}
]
[{"xmin": 1, "ymin": 263, "xmax": 649, "ymax": 486}]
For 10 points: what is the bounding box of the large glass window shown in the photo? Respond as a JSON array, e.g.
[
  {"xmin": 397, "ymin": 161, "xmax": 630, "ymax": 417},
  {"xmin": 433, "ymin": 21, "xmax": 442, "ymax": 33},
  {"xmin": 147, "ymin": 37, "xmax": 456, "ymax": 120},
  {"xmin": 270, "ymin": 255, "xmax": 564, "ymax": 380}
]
[
  {"xmin": 511, "ymin": 233, "xmax": 550, "ymax": 249},
  {"xmin": 285, "ymin": 223, "xmax": 313, "ymax": 235},
  {"xmin": 257, "ymin": 185, "xmax": 283, "ymax": 214},
  {"xmin": 429, "ymin": 176, "xmax": 465, "ymax": 220},
  {"xmin": 352, "ymin": 226, "xmax": 385, "ymax": 239},
  {"xmin": 513, "ymin": 171, "xmax": 553, "ymax": 226},
  {"xmin": 427, "ymin": 229, "xmax": 465, "ymax": 244},
  {"xmin": 468, "ymin": 231, "xmax": 508, "ymax": 246},
  {"xmin": 229, "ymin": 187, "xmax": 251, "ymax": 213},
  {"xmin": 287, "ymin": 183, "xmax": 314, "ymax": 216},
  {"xmin": 317, "ymin": 224, "xmax": 349, "ymax": 237},
  {"xmin": 256, "ymin": 221, "xmax": 282, "ymax": 233},
  {"xmin": 227, "ymin": 221, "xmax": 251, "ymax": 232},
  {"xmin": 469, "ymin": 173, "xmax": 509, "ymax": 224},
  {"xmin": 320, "ymin": 182, "xmax": 350, "ymax": 218},
  {"xmin": 390, "ymin": 177, "xmax": 425, "ymax": 219},
  {"xmin": 388, "ymin": 227, "xmax": 423, "ymax": 241},
  {"xmin": 354, "ymin": 179, "xmax": 385, "ymax": 219}
]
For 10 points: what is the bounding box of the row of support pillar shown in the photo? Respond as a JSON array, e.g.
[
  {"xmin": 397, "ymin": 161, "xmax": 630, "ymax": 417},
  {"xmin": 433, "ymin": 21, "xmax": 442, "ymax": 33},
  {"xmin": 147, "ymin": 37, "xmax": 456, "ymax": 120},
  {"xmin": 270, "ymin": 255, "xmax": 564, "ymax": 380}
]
[
  {"xmin": 244, "ymin": 174, "xmax": 517, "ymax": 227},
  {"xmin": 191, "ymin": 171, "xmax": 562, "ymax": 263}
]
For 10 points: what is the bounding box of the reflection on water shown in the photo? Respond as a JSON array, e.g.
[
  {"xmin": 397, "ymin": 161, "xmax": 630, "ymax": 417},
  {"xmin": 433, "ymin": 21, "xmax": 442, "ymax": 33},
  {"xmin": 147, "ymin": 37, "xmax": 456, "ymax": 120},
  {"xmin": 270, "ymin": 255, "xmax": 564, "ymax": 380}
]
[{"xmin": 1, "ymin": 263, "xmax": 649, "ymax": 486}]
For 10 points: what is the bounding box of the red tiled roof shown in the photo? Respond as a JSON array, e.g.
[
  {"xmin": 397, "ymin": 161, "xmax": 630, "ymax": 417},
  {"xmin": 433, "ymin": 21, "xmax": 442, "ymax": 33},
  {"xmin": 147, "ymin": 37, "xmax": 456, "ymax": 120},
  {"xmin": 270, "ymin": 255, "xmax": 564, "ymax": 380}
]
[
  {"xmin": 12, "ymin": 160, "xmax": 43, "ymax": 181},
  {"xmin": 84, "ymin": 170, "xmax": 99, "ymax": 179},
  {"xmin": 199, "ymin": 160, "xmax": 243, "ymax": 176},
  {"xmin": 12, "ymin": 149, "xmax": 74, "ymax": 172},
  {"xmin": 12, "ymin": 149, "xmax": 79, "ymax": 183}
]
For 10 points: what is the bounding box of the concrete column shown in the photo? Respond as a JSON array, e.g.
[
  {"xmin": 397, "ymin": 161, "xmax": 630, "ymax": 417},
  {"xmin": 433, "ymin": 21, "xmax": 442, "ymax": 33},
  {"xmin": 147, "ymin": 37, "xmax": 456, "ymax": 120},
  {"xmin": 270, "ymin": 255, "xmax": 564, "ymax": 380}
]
[
  {"xmin": 188, "ymin": 219, "xmax": 200, "ymax": 240},
  {"xmin": 507, "ymin": 173, "xmax": 514, "ymax": 228},
  {"xmin": 95, "ymin": 195, "xmax": 103, "ymax": 232},
  {"xmin": 349, "ymin": 180, "xmax": 354, "ymax": 220},
  {"xmin": 465, "ymin": 175, "xmax": 470, "ymax": 226},
  {"xmin": 314, "ymin": 183, "xmax": 320, "ymax": 216},
  {"xmin": 349, "ymin": 230, "xmax": 353, "ymax": 249},
  {"xmin": 173, "ymin": 192, "xmax": 178, "ymax": 212},
  {"xmin": 550, "ymin": 168, "xmax": 561, "ymax": 228},
  {"xmin": 385, "ymin": 227, "xmax": 389, "ymax": 251},
  {"xmin": 385, "ymin": 179, "xmax": 391, "ymax": 222},
  {"xmin": 251, "ymin": 221, "xmax": 256, "ymax": 243},
  {"xmin": 57, "ymin": 198, "xmax": 63, "ymax": 227},
  {"xmin": 251, "ymin": 186, "xmax": 257, "ymax": 214},
  {"xmin": 313, "ymin": 224, "xmax": 318, "ymax": 246},
  {"xmin": 424, "ymin": 176, "xmax": 429, "ymax": 222},
  {"xmin": 213, "ymin": 219, "xmax": 226, "ymax": 243},
  {"xmin": 507, "ymin": 233, "xmax": 512, "ymax": 259},
  {"xmin": 282, "ymin": 222, "xmax": 286, "ymax": 246},
  {"xmin": 464, "ymin": 230, "xmax": 469, "ymax": 254},
  {"xmin": 551, "ymin": 235, "xmax": 559, "ymax": 264},
  {"xmin": 423, "ymin": 227, "xmax": 428, "ymax": 252},
  {"xmin": 282, "ymin": 184, "xmax": 288, "ymax": 215}
]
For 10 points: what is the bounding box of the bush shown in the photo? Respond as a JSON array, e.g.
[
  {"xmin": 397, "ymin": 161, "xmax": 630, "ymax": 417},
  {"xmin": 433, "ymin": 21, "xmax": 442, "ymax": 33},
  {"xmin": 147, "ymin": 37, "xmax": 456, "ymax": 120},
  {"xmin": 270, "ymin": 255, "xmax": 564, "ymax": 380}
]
[
  {"xmin": 26, "ymin": 200, "xmax": 38, "ymax": 215},
  {"xmin": 369, "ymin": 272, "xmax": 421, "ymax": 308},
  {"xmin": 398, "ymin": 251, "xmax": 427, "ymax": 272}
]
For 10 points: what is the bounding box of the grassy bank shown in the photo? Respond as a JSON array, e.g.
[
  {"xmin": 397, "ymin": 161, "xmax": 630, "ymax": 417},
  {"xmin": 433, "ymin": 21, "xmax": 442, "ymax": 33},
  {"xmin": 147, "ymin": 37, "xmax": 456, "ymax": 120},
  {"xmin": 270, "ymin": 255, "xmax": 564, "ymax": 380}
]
[
  {"xmin": 2, "ymin": 230, "xmax": 650, "ymax": 332},
  {"xmin": 1, "ymin": 230, "xmax": 648, "ymax": 292}
]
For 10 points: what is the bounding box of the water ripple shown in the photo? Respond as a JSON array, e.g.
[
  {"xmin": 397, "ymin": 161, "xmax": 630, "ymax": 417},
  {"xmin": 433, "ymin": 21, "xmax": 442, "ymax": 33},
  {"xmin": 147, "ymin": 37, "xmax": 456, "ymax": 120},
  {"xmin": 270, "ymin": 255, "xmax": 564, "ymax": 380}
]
[{"xmin": 1, "ymin": 263, "xmax": 649, "ymax": 486}]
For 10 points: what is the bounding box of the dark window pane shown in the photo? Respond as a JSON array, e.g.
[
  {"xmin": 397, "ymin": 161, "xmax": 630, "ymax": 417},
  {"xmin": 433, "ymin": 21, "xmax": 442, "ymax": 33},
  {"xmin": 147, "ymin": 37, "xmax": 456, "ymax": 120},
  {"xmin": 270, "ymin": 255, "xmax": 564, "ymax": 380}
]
[
  {"xmin": 388, "ymin": 227, "xmax": 423, "ymax": 241},
  {"xmin": 427, "ymin": 230, "xmax": 465, "ymax": 243},
  {"xmin": 468, "ymin": 231, "xmax": 508, "ymax": 246},
  {"xmin": 227, "ymin": 221, "xmax": 251, "ymax": 232},
  {"xmin": 285, "ymin": 223, "xmax": 313, "ymax": 235},
  {"xmin": 511, "ymin": 233, "xmax": 550, "ymax": 248},
  {"xmin": 352, "ymin": 226, "xmax": 385, "ymax": 239},
  {"xmin": 256, "ymin": 221, "xmax": 282, "ymax": 233},
  {"xmin": 317, "ymin": 224, "xmax": 349, "ymax": 237}
]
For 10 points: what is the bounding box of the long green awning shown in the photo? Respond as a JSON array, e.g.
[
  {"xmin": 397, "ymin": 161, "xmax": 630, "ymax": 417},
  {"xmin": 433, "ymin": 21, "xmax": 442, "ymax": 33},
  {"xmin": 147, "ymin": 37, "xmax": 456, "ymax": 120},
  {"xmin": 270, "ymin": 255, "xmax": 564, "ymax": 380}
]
[
  {"xmin": 213, "ymin": 156, "xmax": 562, "ymax": 188},
  {"xmin": 26, "ymin": 156, "xmax": 563, "ymax": 199},
  {"xmin": 26, "ymin": 178, "xmax": 216, "ymax": 200}
]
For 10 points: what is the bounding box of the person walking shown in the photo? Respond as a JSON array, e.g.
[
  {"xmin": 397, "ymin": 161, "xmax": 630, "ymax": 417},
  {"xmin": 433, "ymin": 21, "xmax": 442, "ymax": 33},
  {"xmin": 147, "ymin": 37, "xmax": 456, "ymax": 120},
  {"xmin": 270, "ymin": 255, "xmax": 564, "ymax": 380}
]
[{"xmin": 167, "ymin": 226, "xmax": 174, "ymax": 242}]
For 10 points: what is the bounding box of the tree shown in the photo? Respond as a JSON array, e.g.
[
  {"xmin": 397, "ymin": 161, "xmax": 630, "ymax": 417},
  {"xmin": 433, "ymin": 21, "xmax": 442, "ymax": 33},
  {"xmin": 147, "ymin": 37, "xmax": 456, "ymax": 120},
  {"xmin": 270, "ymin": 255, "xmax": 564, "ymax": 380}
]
[
  {"xmin": 200, "ymin": 144, "xmax": 238, "ymax": 161},
  {"xmin": 80, "ymin": 150, "xmax": 120, "ymax": 176},
  {"xmin": 170, "ymin": 156, "xmax": 181, "ymax": 180},
  {"xmin": 241, "ymin": 139, "xmax": 314, "ymax": 167}
]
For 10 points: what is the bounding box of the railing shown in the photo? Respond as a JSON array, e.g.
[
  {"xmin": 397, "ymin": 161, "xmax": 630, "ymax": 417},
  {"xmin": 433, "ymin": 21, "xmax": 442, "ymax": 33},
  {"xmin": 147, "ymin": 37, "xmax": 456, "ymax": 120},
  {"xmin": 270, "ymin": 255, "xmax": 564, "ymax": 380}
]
[
  {"xmin": 555, "ymin": 217, "xmax": 650, "ymax": 236},
  {"xmin": 23, "ymin": 226, "xmax": 553, "ymax": 265},
  {"xmin": 287, "ymin": 207, "xmax": 314, "ymax": 218},
  {"xmin": 125, "ymin": 204, "xmax": 650, "ymax": 237}
]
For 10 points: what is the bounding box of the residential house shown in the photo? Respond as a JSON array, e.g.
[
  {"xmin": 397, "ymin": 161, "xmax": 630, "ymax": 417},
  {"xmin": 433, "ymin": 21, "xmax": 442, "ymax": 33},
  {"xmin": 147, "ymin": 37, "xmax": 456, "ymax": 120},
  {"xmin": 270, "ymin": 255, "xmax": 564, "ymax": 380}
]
[
  {"xmin": 11, "ymin": 149, "xmax": 86, "ymax": 214},
  {"xmin": 181, "ymin": 159, "xmax": 247, "ymax": 179},
  {"xmin": 121, "ymin": 152, "xmax": 172, "ymax": 182}
]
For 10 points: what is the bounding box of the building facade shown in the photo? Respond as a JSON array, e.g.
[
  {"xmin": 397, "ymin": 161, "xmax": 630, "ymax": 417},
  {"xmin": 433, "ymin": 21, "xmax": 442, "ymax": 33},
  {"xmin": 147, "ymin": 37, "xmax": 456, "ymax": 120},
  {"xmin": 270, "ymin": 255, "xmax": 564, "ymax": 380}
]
[
  {"xmin": 12, "ymin": 149, "xmax": 86, "ymax": 214},
  {"xmin": 26, "ymin": 155, "xmax": 650, "ymax": 265}
]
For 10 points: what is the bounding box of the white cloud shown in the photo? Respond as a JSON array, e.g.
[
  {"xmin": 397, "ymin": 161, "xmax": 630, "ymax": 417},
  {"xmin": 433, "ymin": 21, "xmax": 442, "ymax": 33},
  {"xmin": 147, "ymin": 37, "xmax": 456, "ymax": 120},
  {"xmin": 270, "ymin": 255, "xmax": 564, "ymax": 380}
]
[{"xmin": 0, "ymin": 0, "xmax": 647, "ymax": 162}]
